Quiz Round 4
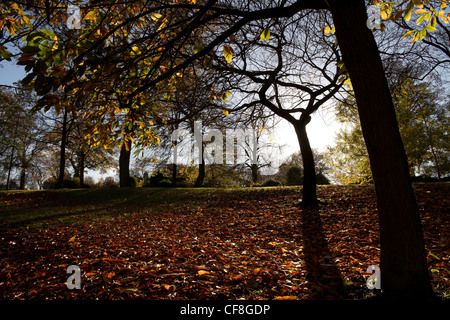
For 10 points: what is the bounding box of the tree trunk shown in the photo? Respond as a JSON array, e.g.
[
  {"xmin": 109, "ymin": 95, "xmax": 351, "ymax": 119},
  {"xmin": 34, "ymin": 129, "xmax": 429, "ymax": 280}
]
[
  {"xmin": 195, "ymin": 149, "xmax": 205, "ymax": 187},
  {"xmin": 328, "ymin": 0, "xmax": 432, "ymax": 298},
  {"xmin": 6, "ymin": 147, "xmax": 14, "ymax": 190},
  {"xmin": 172, "ymin": 162, "xmax": 177, "ymax": 186},
  {"xmin": 194, "ymin": 122, "xmax": 205, "ymax": 187},
  {"xmin": 56, "ymin": 107, "xmax": 68, "ymax": 189},
  {"xmin": 19, "ymin": 166, "xmax": 26, "ymax": 190},
  {"xmin": 119, "ymin": 140, "xmax": 132, "ymax": 187},
  {"xmin": 294, "ymin": 117, "xmax": 318, "ymax": 206},
  {"xmin": 251, "ymin": 163, "xmax": 258, "ymax": 183},
  {"xmin": 79, "ymin": 152, "xmax": 85, "ymax": 186}
]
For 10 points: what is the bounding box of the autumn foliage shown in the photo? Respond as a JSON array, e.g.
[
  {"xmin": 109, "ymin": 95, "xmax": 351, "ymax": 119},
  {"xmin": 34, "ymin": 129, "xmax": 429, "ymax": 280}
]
[{"xmin": 0, "ymin": 184, "xmax": 448, "ymax": 300}]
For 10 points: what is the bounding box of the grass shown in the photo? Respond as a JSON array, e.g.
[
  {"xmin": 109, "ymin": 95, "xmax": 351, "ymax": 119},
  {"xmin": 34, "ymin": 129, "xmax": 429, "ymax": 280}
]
[{"xmin": 0, "ymin": 187, "xmax": 265, "ymax": 228}]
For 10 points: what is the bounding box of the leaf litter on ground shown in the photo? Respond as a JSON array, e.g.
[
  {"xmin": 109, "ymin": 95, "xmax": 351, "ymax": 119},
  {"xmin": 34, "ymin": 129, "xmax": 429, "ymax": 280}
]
[{"xmin": 0, "ymin": 184, "xmax": 448, "ymax": 300}]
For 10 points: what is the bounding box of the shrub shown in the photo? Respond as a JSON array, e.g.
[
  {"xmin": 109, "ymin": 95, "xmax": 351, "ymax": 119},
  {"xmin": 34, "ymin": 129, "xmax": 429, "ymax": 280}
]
[
  {"xmin": 316, "ymin": 172, "xmax": 330, "ymax": 185},
  {"xmin": 129, "ymin": 176, "xmax": 139, "ymax": 187},
  {"xmin": 286, "ymin": 166, "xmax": 303, "ymax": 186},
  {"xmin": 262, "ymin": 179, "xmax": 282, "ymax": 187},
  {"xmin": 43, "ymin": 177, "xmax": 57, "ymax": 189},
  {"xmin": 42, "ymin": 177, "xmax": 81, "ymax": 189},
  {"xmin": 103, "ymin": 176, "xmax": 118, "ymax": 188}
]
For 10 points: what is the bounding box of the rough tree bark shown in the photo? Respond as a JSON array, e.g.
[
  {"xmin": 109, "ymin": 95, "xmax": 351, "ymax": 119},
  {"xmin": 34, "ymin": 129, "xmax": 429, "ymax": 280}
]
[{"xmin": 327, "ymin": 0, "xmax": 433, "ymax": 298}]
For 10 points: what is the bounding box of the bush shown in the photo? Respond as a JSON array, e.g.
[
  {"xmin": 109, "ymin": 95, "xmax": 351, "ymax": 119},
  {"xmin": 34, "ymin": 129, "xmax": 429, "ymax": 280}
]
[
  {"xmin": 316, "ymin": 172, "xmax": 330, "ymax": 185},
  {"xmin": 43, "ymin": 177, "xmax": 57, "ymax": 189},
  {"xmin": 103, "ymin": 176, "xmax": 118, "ymax": 188},
  {"xmin": 129, "ymin": 176, "xmax": 139, "ymax": 187},
  {"xmin": 63, "ymin": 178, "xmax": 80, "ymax": 189},
  {"xmin": 262, "ymin": 179, "xmax": 282, "ymax": 187},
  {"xmin": 286, "ymin": 166, "xmax": 303, "ymax": 186},
  {"xmin": 411, "ymin": 175, "xmax": 440, "ymax": 183},
  {"xmin": 42, "ymin": 177, "xmax": 81, "ymax": 189}
]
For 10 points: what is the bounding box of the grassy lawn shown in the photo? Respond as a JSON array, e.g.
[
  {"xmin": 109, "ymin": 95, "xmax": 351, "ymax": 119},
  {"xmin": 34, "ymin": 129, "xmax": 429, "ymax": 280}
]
[{"xmin": 0, "ymin": 184, "xmax": 448, "ymax": 300}]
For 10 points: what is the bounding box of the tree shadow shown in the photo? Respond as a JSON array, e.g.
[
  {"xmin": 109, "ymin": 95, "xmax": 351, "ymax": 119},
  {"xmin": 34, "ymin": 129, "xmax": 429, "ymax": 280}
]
[{"xmin": 300, "ymin": 205, "xmax": 345, "ymax": 299}]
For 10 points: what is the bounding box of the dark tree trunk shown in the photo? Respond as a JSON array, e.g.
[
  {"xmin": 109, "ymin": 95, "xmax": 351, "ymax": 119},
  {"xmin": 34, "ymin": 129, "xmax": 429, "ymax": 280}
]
[
  {"xmin": 294, "ymin": 117, "xmax": 318, "ymax": 206},
  {"xmin": 19, "ymin": 166, "xmax": 26, "ymax": 190},
  {"xmin": 56, "ymin": 108, "xmax": 68, "ymax": 189},
  {"xmin": 6, "ymin": 147, "xmax": 14, "ymax": 190},
  {"xmin": 194, "ymin": 122, "xmax": 205, "ymax": 187},
  {"xmin": 251, "ymin": 163, "xmax": 258, "ymax": 183},
  {"xmin": 328, "ymin": 0, "xmax": 432, "ymax": 298},
  {"xmin": 172, "ymin": 162, "xmax": 177, "ymax": 186},
  {"xmin": 119, "ymin": 140, "xmax": 132, "ymax": 187},
  {"xmin": 79, "ymin": 152, "xmax": 85, "ymax": 186},
  {"xmin": 195, "ymin": 149, "xmax": 205, "ymax": 187}
]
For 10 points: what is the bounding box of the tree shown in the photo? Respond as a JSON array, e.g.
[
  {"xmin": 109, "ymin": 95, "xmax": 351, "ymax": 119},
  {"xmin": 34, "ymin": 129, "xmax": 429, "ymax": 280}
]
[
  {"xmin": 67, "ymin": 114, "xmax": 117, "ymax": 187},
  {"xmin": 212, "ymin": 11, "xmax": 344, "ymax": 205},
  {"xmin": 327, "ymin": 66, "xmax": 449, "ymax": 184},
  {"xmin": 327, "ymin": 0, "xmax": 434, "ymax": 297},
  {"xmin": 0, "ymin": 85, "xmax": 47, "ymax": 189},
  {"xmin": 274, "ymin": 149, "xmax": 330, "ymax": 185}
]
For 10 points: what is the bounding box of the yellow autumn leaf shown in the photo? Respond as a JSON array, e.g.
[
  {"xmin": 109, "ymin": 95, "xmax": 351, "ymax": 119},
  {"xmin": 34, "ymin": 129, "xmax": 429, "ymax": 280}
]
[
  {"xmin": 10, "ymin": 3, "xmax": 20, "ymax": 11},
  {"xmin": 131, "ymin": 46, "xmax": 141, "ymax": 54},
  {"xmin": 84, "ymin": 11, "xmax": 96, "ymax": 20},
  {"xmin": 198, "ymin": 270, "xmax": 209, "ymax": 276},
  {"xmin": 151, "ymin": 12, "xmax": 163, "ymax": 21},
  {"xmin": 223, "ymin": 45, "xmax": 234, "ymax": 63},
  {"xmin": 68, "ymin": 236, "xmax": 76, "ymax": 242}
]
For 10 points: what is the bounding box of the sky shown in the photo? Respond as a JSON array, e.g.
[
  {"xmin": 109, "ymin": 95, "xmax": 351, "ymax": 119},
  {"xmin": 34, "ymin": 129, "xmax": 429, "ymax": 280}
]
[{"xmin": 0, "ymin": 57, "xmax": 342, "ymax": 179}]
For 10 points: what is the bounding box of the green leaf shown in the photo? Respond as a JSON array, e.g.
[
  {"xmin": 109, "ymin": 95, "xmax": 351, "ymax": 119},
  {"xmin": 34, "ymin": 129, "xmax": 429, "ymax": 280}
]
[
  {"xmin": 260, "ymin": 27, "xmax": 270, "ymax": 41},
  {"xmin": 21, "ymin": 72, "xmax": 36, "ymax": 86},
  {"xmin": 21, "ymin": 45, "xmax": 40, "ymax": 54},
  {"xmin": 223, "ymin": 45, "xmax": 234, "ymax": 63},
  {"xmin": 40, "ymin": 29, "xmax": 57, "ymax": 40},
  {"xmin": 194, "ymin": 42, "xmax": 204, "ymax": 54}
]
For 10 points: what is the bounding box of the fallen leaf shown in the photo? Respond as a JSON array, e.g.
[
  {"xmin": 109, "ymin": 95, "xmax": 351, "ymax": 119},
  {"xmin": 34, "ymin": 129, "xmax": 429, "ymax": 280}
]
[
  {"xmin": 198, "ymin": 270, "xmax": 209, "ymax": 276},
  {"xmin": 274, "ymin": 296, "xmax": 298, "ymax": 300}
]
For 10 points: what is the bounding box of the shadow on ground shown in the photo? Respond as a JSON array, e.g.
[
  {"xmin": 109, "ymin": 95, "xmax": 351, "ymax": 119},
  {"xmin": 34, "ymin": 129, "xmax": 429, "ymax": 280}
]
[{"xmin": 300, "ymin": 205, "xmax": 345, "ymax": 299}]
